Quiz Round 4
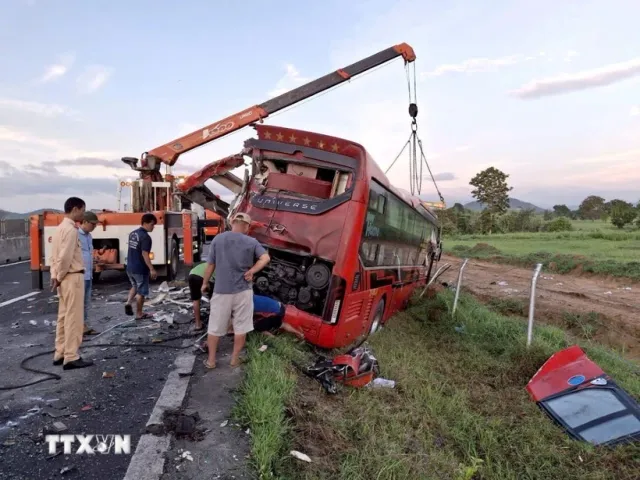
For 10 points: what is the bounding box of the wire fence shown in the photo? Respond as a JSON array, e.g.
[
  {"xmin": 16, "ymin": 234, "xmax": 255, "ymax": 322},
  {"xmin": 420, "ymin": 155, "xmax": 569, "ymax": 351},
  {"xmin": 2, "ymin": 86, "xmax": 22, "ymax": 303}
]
[
  {"xmin": 0, "ymin": 219, "xmax": 29, "ymax": 239},
  {"xmin": 445, "ymin": 256, "xmax": 640, "ymax": 375}
]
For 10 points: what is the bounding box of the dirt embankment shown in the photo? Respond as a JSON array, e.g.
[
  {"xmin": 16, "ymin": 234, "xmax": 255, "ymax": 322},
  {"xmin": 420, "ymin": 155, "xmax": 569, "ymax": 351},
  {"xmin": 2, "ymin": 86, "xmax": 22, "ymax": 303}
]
[{"xmin": 440, "ymin": 255, "xmax": 640, "ymax": 360}]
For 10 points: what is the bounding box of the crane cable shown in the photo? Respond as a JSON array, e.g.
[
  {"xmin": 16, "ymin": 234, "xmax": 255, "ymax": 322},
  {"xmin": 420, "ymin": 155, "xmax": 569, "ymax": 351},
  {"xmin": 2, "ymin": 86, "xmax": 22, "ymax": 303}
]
[{"xmin": 385, "ymin": 61, "xmax": 445, "ymax": 204}]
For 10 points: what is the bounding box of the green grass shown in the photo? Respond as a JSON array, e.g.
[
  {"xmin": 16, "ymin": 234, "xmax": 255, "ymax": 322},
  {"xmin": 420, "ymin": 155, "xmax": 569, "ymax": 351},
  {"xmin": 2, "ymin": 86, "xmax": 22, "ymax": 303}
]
[
  {"xmin": 444, "ymin": 228, "xmax": 640, "ymax": 279},
  {"xmin": 233, "ymin": 335, "xmax": 304, "ymax": 478},
  {"xmin": 238, "ymin": 292, "xmax": 640, "ymax": 479}
]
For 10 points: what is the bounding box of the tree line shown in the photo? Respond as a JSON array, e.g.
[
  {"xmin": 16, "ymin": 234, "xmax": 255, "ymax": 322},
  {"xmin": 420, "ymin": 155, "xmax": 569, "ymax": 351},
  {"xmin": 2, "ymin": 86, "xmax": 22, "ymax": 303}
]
[{"xmin": 437, "ymin": 167, "xmax": 640, "ymax": 235}]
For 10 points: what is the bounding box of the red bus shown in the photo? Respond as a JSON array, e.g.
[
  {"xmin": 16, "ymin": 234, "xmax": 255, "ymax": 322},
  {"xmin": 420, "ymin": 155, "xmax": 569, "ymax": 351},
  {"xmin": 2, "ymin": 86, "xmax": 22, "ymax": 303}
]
[{"xmin": 185, "ymin": 123, "xmax": 441, "ymax": 349}]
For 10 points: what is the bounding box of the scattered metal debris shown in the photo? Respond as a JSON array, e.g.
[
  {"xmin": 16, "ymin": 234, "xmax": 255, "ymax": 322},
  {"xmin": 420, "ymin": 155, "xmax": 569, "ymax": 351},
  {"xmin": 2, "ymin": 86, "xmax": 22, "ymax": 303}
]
[
  {"xmin": 29, "ymin": 320, "xmax": 37, "ymax": 326},
  {"xmin": 220, "ymin": 420, "xmax": 228, "ymax": 428}
]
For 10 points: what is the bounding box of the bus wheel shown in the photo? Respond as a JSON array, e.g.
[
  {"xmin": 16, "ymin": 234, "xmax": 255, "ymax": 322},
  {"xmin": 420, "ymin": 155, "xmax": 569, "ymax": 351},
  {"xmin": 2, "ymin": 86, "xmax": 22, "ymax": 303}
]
[
  {"xmin": 369, "ymin": 300, "xmax": 385, "ymax": 336},
  {"xmin": 167, "ymin": 239, "xmax": 179, "ymax": 280}
]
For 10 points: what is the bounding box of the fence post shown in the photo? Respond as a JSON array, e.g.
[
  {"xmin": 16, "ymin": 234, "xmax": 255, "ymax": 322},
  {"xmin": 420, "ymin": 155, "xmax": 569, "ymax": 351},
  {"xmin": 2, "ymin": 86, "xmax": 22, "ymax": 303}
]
[
  {"xmin": 526, "ymin": 263, "xmax": 543, "ymax": 348},
  {"xmin": 452, "ymin": 258, "xmax": 469, "ymax": 317}
]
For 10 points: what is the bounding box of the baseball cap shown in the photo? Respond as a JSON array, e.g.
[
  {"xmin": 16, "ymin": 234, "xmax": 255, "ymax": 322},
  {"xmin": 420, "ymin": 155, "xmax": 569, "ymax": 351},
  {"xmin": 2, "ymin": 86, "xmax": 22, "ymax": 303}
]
[
  {"xmin": 232, "ymin": 212, "xmax": 251, "ymax": 224},
  {"xmin": 84, "ymin": 211, "xmax": 99, "ymax": 224}
]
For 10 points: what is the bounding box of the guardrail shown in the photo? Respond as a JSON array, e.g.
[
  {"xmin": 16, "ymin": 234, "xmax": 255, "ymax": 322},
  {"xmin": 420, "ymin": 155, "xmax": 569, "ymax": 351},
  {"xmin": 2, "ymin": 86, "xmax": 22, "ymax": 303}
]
[{"xmin": 0, "ymin": 219, "xmax": 29, "ymax": 239}]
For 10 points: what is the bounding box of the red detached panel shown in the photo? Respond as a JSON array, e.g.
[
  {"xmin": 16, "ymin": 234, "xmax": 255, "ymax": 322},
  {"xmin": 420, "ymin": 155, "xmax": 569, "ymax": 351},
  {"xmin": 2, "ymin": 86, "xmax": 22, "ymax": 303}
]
[{"xmin": 526, "ymin": 346, "xmax": 605, "ymax": 402}]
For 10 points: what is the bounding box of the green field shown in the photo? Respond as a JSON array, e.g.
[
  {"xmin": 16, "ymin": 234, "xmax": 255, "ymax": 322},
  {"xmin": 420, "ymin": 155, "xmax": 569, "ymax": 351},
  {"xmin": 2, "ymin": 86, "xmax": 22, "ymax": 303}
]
[
  {"xmin": 234, "ymin": 292, "xmax": 640, "ymax": 479},
  {"xmin": 444, "ymin": 220, "xmax": 640, "ymax": 279}
]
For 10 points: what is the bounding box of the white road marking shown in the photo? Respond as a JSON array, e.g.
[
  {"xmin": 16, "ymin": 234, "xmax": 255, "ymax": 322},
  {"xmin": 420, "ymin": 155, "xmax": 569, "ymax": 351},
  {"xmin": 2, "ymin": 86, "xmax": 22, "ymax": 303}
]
[
  {"xmin": 0, "ymin": 291, "xmax": 39, "ymax": 308},
  {"xmin": 0, "ymin": 260, "xmax": 29, "ymax": 269}
]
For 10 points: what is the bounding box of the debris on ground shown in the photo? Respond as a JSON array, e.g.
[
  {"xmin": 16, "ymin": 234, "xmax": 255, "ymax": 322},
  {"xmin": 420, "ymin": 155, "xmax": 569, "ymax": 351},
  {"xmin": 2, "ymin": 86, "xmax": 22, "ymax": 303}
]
[
  {"xmin": 290, "ymin": 450, "xmax": 312, "ymax": 463},
  {"xmin": 11, "ymin": 322, "xmax": 19, "ymax": 328},
  {"xmin": 220, "ymin": 420, "xmax": 228, "ymax": 427},
  {"xmin": 102, "ymin": 372, "xmax": 115, "ymax": 379},
  {"xmin": 29, "ymin": 320, "xmax": 37, "ymax": 326},
  {"xmin": 604, "ymin": 291, "xmax": 612, "ymax": 295},
  {"xmin": 51, "ymin": 421, "xmax": 68, "ymax": 433},
  {"xmin": 156, "ymin": 281, "xmax": 171, "ymax": 293},
  {"xmin": 60, "ymin": 465, "xmax": 77, "ymax": 475},
  {"xmin": 258, "ymin": 344, "xmax": 268, "ymax": 352},
  {"xmin": 153, "ymin": 312, "xmax": 175, "ymax": 324},
  {"xmin": 497, "ymin": 281, "xmax": 508, "ymax": 286},
  {"xmin": 369, "ymin": 378, "xmax": 396, "ymax": 389},
  {"xmin": 42, "ymin": 406, "xmax": 71, "ymax": 418},
  {"xmin": 302, "ymin": 345, "xmax": 380, "ymax": 394},
  {"xmin": 81, "ymin": 405, "xmax": 92, "ymax": 411}
]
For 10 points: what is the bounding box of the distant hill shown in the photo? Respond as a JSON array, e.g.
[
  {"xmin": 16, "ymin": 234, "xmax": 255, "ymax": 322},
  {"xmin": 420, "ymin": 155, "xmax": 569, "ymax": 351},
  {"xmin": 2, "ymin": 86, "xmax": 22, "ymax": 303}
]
[
  {"xmin": 463, "ymin": 198, "xmax": 545, "ymax": 213},
  {"xmin": 0, "ymin": 208, "xmax": 63, "ymax": 220}
]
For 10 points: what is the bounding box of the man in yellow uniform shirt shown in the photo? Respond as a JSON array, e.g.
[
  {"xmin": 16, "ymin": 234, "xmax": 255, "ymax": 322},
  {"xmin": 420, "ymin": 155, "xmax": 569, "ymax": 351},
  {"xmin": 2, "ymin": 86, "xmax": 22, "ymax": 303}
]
[{"xmin": 50, "ymin": 197, "xmax": 94, "ymax": 370}]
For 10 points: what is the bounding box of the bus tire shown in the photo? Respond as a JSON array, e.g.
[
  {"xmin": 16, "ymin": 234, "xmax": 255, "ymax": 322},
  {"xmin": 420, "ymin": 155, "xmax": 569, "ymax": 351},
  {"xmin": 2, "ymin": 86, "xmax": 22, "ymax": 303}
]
[
  {"xmin": 369, "ymin": 299, "xmax": 385, "ymax": 336},
  {"xmin": 167, "ymin": 239, "xmax": 179, "ymax": 280}
]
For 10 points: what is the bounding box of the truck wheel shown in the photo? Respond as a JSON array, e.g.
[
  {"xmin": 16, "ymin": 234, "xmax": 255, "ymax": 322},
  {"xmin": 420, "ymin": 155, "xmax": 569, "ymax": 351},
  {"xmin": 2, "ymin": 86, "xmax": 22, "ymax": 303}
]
[
  {"xmin": 368, "ymin": 300, "xmax": 385, "ymax": 336},
  {"xmin": 167, "ymin": 239, "xmax": 179, "ymax": 280}
]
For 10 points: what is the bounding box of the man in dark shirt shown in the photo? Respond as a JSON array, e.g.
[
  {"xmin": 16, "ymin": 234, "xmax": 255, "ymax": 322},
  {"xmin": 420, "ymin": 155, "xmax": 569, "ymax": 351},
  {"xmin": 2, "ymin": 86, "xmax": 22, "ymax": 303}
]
[
  {"xmin": 201, "ymin": 213, "xmax": 270, "ymax": 369},
  {"xmin": 124, "ymin": 213, "xmax": 158, "ymax": 319},
  {"xmin": 252, "ymin": 294, "xmax": 305, "ymax": 340}
]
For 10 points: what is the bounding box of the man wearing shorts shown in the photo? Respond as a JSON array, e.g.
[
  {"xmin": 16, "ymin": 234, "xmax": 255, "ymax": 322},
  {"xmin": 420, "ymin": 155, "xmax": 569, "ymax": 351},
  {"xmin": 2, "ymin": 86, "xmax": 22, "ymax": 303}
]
[
  {"xmin": 188, "ymin": 262, "xmax": 215, "ymax": 332},
  {"xmin": 201, "ymin": 213, "xmax": 270, "ymax": 369},
  {"xmin": 124, "ymin": 213, "xmax": 158, "ymax": 319}
]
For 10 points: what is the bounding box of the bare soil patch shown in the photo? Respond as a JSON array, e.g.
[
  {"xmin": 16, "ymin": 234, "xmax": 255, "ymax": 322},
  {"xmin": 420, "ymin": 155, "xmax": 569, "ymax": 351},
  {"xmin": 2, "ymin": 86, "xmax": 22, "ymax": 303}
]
[{"xmin": 441, "ymin": 255, "xmax": 640, "ymax": 360}]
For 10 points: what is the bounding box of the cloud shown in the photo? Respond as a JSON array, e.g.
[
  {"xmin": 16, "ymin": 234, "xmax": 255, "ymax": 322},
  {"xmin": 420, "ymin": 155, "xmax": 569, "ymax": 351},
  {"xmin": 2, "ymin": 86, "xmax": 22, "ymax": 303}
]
[
  {"xmin": 429, "ymin": 172, "xmax": 456, "ymax": 181},
  {"xmin": 76, "ymin": 65, "xmax": 113, "ymax": 94},
  {"xmin": 421, "ymin": 53, "xmax": 538, "ymax": 78},
  {"xmin": 39, "ymin": 53, "xmax": 75, "ymax": 83},
  {"xmin": 0, "ymin": 125, "xmax": 116, "ymax": 160},
  {"xmin": 631, "ymin": 106, "xmax": 640, "ymax": 117},
  {"xmin": 564, "ymin": 50, "xmax": 579, "ymax": 63},
  {"xmin": 268, "ymin": 64, "xmax": 310, "ymax": 97},
  {"xmin": 0, "ymin": 98, "xmax": 78, "ymax": 118},
  {"xmin": 0, "ymin": 160, "xmax": 117, "ymax": 198},
  {"xmin": 510, "ymin": 57, "xmax": 640, "ymax": 99}
]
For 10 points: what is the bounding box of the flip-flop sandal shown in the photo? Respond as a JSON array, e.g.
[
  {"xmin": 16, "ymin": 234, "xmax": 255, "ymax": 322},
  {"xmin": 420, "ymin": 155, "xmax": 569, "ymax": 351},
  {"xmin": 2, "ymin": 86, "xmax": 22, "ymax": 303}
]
[
  {"xmin": 83, "ymin": 328, "xmax": 99, "ymax": 335},
  {"xmin": 230, "ymin": 356, "xmax": 247, "ymax": 368},
  {"xmin": 124, "ymin": 304, "xmax": 134, "ymax": 316},
  {"xmin": 193, "ymin": 326, "xmax": 205, "ymax": 333},
  {"xmin": 203, "ymin": 359, "xmax": 216, "ymax": 370},
  {"xmin": 135, "ymin": 313, "xmax": 153, "ymax": 320}
]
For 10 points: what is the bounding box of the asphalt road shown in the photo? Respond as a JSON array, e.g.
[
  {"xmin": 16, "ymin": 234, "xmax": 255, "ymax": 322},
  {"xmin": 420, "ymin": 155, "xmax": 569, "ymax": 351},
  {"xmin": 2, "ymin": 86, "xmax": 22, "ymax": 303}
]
[{"xmin": 0, "ymin": 262, "xmax": 198, "ymax": 480}]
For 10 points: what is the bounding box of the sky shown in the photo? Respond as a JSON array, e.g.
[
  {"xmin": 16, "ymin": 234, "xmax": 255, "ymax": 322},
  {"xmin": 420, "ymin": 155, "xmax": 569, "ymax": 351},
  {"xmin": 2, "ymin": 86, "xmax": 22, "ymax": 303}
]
[{"xmin": 1, "ymin": 0, "xmax": 639, "ymax": 213}]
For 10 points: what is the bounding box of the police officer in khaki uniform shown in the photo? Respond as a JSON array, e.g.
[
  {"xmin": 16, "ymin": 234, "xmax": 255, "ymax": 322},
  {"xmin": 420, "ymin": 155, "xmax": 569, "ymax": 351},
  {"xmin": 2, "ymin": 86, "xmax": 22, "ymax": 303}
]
[{"xmin": 50, "ymin": 197, "xmax": 94, "ymax": 370}]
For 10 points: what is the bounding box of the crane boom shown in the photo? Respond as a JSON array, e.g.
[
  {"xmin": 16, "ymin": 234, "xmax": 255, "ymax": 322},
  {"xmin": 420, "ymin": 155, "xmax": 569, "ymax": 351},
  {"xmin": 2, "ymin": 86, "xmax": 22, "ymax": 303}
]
[{"xmin": 122, "ymin": 43, "xmax": 415, "ymax": 172}]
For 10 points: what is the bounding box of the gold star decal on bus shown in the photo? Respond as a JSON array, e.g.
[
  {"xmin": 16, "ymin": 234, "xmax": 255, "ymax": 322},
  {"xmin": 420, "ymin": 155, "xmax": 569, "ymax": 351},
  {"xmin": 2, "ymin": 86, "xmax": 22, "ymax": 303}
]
[
  {"xmin": 303, "ymin": 137, "xmax": 311, "ymax": 146},
  {"xmin": 331, "ymin": 143, "xmax": 339, "ymax": 152},
  {"xmin": 276, "ymin": 132, "xmax": 284, "ymax": 141},
  {"xmin": 317, "ymin": 141, "xmax": 325, "ymax": 149},
  {"xmin": 264, "ymin": 131, "xmax": 271, "ymax": 139},
  {"xmin": 289, "ymin": 134, "xmax": 297, "ymax": 143}
]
